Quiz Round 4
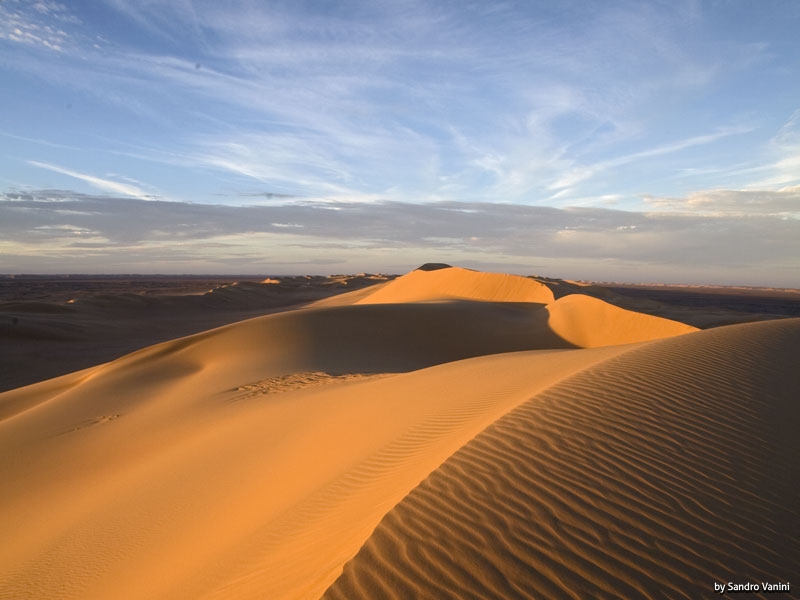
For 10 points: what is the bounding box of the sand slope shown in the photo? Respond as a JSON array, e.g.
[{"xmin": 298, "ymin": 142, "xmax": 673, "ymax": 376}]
[
  {"xmin": 2, "ymin": 266, "xmax": 792, "ymax": 600},
  {"xmin": 326, "ymin": 318, "xmax": 800, "ymax": 599},
  {"xmin": 0, "ymin": 307, "xmax": 631, "ymax": 599},
  {"xmin": 546, "ymin": 293, "xmax": 697, "ymax": 347}
]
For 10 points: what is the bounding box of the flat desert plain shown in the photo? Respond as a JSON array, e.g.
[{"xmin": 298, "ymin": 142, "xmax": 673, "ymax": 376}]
[{"xmin": 1, "ymin": 265, "xmax": 798, "ymax": 599}]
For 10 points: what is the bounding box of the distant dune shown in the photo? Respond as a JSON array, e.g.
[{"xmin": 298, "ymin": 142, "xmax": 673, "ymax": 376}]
[
  {"xmin": 0, "ymin": 266, "xmax": 796, "ymax": 599},
  {"xmin": 354, "ymin": 265, "xmax": 555, "ymax": 304}
]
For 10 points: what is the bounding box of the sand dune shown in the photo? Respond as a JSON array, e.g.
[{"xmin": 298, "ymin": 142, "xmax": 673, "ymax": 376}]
[
  {"xmin": 355, "ymin": 265, "xmax": 555, "ymax": 304},
  {"xmin": 0, "ymin": 265, "xmax": 795, "ymax": 599},
  {"xmin": 326, "ymin": 318, "xmax": 800, "ymax": 599},
  {"xmin": 545, "ymin": 293, "xmax": 697, "ymax": 347},
  {"xmin": 0, "ymin": 310, "xmax": 628, "ymax": 599}
]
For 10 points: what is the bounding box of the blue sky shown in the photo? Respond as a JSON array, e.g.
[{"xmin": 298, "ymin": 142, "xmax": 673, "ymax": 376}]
[{"xmin": 1, "ymin": 0, "xmax": 798, "ymax": 284}]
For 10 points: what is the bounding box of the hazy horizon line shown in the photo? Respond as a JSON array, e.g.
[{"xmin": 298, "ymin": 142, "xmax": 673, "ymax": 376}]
[{"xmin": 3, "ymin": 271, "xmax": 799, "ymax": 292}]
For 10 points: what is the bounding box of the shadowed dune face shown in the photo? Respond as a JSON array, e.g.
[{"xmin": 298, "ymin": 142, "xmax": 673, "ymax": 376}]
[
  {"xmin": 414, "ymin": 262, "xmax": 453, "ymax": 271},
  {"xmin": 1, "ymin": 291, "xmax": 697, "ymax": 424},
  {"xmin": 0, "ymin": 274, "xmax": 395, "ymax": 392},
  {"xmin": 324, "ymin": 318, "xmax": 800, "ymax": 600},
  {"xmin": 0, "ymin": 300, "xmax": 569, "ymax": 427}
]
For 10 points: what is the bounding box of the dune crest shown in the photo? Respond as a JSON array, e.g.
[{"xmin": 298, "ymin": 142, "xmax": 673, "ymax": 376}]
[
  {"xmin": 546, "ymin": 293, "xmax": 698, "ymax": 347},
  {"xmin": 356, "ymin": 266, "xmax": 555, "ymax": 304}
]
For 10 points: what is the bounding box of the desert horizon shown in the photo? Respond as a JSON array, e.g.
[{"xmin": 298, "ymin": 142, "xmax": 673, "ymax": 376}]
[
  {"xmin": 3, "ymin": 1, "xmax": 799, "ymax": 597},
  {"xmin": 1, "ymin": 263, "xmax": 797, "ymax": 599}
]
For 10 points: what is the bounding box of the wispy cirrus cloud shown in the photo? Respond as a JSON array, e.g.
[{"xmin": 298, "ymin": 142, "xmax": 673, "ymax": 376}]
[
  {"xmin": 548, "ymin": 126, "xmax": 755, "ymax": 198},
  {"xmin": 6, "ymin": 0, "xmax": 778, "ymax": 205},
  {"xmin": 27, "ymin": 161, "xmax": 153, "ymax": 198},
  {"xmin": 746, "ymin": 110, "xmax": 800, "ymax": 189},
  {"xmin": 100, "ymin": 0, "xmax": 205, "ymax": 44}
]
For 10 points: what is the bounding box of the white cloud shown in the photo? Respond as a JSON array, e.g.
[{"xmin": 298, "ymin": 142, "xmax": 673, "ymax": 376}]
[
  {"xmin": 0, "ymin": 0, "xmax": 79, "ymax": 51},
  {"xmin": 2, "ymin": 189, "xmax": 798, "ymax": 286},
  {"xmin": 645, "ymin": 187, "xmax": 800, "ymax": 218}
]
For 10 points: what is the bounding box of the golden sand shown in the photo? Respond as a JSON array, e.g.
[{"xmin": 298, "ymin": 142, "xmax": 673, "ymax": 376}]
[{"xmin": 1, "ymin": 266, "xmax": 796, "ymax": 599}]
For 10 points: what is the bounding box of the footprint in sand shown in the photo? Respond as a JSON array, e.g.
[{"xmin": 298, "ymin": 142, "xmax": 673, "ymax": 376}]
[
  {"xmin": 64, "ymin": 414, "xmax": 121, "ymax": 434},
  {"xmin": 230, "ymin": 371, "xmax": 390, "ymax": 401}
]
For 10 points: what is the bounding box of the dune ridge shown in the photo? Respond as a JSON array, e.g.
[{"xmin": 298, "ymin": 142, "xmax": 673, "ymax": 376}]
[
  {"xmin": 355, "ymin": 266, "xmax": 555, "ymax": 305},
  {"xmin": 325, "ymin": 318, "xmax": 800, "ymax": 599}
]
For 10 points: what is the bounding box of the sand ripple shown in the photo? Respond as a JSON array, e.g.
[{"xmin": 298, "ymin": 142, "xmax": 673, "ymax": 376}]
[{"xmin": 325, "ymin": 319, "xmax": 800, "ymax": 599}]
